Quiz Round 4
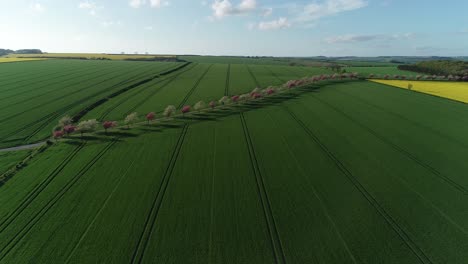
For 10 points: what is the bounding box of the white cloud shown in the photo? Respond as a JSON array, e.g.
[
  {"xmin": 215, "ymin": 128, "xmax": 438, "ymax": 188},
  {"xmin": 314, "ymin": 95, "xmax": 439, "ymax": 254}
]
[
  {"xmin": 258, "ymin": 17, "xmax": 290, "ymax": 30},
  {"xmin": 29, "ymin": 3, "xmax": 45, "ymax": 13},
  {"xmin": 297, "ymin": 0, "xmax": 367, "ymax": 22},
  {"xmin": 325, "ymin": 32, "xmax": 418, "ymax": 44},
  {"xmin": 262, "ymin": 7, "xmax": 273, "ymax": 17},
  {"xmin": 130, "ymin": 0, "xmax": 169, "ymax": 8},
  {"xmin": 326, "ymin": 34, "xmax": 379, "ymax": 43},
  {"xmin": 145, "ymin": 26, "xmax": 153, "ymax": 30},
  {"xmin": 78, "ymin": 1, "xmax": 99, "ymax": 16},
  {"xmin": 211, "ymin": 0, "xmax": 257, "ymax": 19}
]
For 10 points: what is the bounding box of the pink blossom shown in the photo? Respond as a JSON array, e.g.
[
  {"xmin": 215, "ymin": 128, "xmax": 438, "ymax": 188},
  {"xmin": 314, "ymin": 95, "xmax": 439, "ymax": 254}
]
[
  {"xmin": 63, "ymin": 125, "xmax": 76, "ymax": 135},
  {"xmin": 231, "ymin": 95, "xmax": 240, "ymax": 103},
  {"xmin": 146, "ymin": 112, "xmax": 156, "ymax": 123},
  {"xmin": 181, "ymin": 105, "xmax": 191, "ymax": 114},
  {"xmin": 53, "ymin": 130, "xmax": 64, "ymax": 139},
  {"xmin": 252, "ymin": 93, "xmax": 262, "ymax": 99},
  {"xmin": 266, "ymin": 88, "xmax": 275, "ymax": 95}
]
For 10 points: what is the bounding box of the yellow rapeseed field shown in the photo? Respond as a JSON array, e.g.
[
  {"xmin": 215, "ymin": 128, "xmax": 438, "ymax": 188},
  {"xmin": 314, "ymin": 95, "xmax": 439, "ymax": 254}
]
[
  {"xmin": 370, "ymin": 80, "xmax": 468, "ymax": 103},
  {"xmin": 0, "ymin": 58, "xmax": 48, "ymax": 63}
]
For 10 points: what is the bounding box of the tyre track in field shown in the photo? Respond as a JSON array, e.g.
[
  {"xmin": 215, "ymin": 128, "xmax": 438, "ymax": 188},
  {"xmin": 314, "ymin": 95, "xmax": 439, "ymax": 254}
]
[
  {"xmin": 310, "ymin": 93, "xmax": 468, "ymax": 195},
  {"xmin": 131, "ymin": 125, "xmax": 189, "ymax": 264},
  {"xmin": 0, "ymin": 64, "xmax": 173, "ymax": 144},
  {"xmin": 0, "ymin": 63, "xmax": 88, "ymax": 92},
  {"xmin": 64, "ymin": 157, "xmax": 138, "ymax": 264},
  {"xmin": 333, "ymin": 87, "xmax": 468, "ymax": 151},
  {"xmin": 0, "ymin": 62, "xmax": 150, "ymax": 111},
  {"xmin": 0, "ymin": 62, "xmax": 114, "ymax": 100},
  {"xmin": 240, "ymin": 113, "xmax": 287, "ymax": 264},
  {"xmin": 97, "ymin": 63, "xmax": 187, "ymax": 119},
  {"xmin": 0, "ymin": 143, "xmax": 85, "ymax": 233},
  {"xmin": 246, "ymin": 65, "xmax": 262, "ymax": 88},
  {"xmin": 225, "ymin": 64, "xmax": 231, "ymax": 96},
  {"xmin": 120, "ymin": 63, "xmax": 198, "ymax": 117},
  {"xmin": 0, "ymin": 63, "xmax": 149, "ymax": 123},
  {"xmin": 177, "ymin": 64, "xmax": 213, "ymax": 109},
  {"xmin": 264, "ymin": 66, "xmax": 287, "ymax": 83},
  {"xmin": 0, "ymin": 140, "xmax": 117, "ymax": 261},
  {"xmin": 265, "ymin": 111, "xmax": 358, "ymax": 264},
  {"xmin": 283, "ymin": 107, "xmax": 433, "ymax": 264}
]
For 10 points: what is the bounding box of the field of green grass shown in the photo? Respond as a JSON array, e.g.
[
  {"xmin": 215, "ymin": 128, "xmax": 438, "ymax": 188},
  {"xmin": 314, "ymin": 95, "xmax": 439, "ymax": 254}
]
[{"xmin": 1, "ymin": 58, "xmax": 467, "ymax": 263}]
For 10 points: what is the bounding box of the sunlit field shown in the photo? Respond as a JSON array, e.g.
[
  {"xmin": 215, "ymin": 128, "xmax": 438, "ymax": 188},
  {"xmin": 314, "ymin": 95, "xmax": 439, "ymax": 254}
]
[
  {"xmin": 6, "ymin": 53, "xmax": 176, "ymax": 60},
  {"xmin": 0, "ymin": 58, "xmax": 48, "ymax": 63},
  {"xmin": 370, "ymin": 80, "xmax": 468, "ymax": 103}
]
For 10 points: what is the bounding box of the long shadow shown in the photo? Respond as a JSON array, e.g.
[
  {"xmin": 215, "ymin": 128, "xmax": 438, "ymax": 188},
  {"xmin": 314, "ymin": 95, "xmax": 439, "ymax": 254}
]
[{"xmin": 58, "ymin": 81, "xmax": 359, "ymax": 146}]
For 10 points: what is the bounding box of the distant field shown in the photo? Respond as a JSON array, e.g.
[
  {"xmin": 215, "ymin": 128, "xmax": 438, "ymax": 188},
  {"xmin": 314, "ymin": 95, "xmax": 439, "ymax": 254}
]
[
  {"xmin": 371, "ymin": 79, "xmax": 468, "ymax": 103},
  {"xmin": 6, "ymin": 53, "xmax": 176, "ymax": 60},
  {"xmin": 0, "ymin": 59, "xmax": 181, "ymax": 148},
  {"xmin": 0, "ymin": 58, "xmax": 48, "ymax": 63},
  {"xmin": 346, "ymin": 66, "xmax": 416, "ymax": 76}
]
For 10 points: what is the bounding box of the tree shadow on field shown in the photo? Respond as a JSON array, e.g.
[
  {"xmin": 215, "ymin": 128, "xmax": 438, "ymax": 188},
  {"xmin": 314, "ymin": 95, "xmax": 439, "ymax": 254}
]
[{"xmin": 56, "ymin": 81, "xmax": 359, "ymax": 145}]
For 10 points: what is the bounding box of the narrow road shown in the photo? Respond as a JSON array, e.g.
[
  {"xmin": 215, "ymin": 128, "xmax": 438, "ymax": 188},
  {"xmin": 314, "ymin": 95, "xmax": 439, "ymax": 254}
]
[{"xmin": 0, "ymin": 142, "xmax": 46, "ymax": 152}]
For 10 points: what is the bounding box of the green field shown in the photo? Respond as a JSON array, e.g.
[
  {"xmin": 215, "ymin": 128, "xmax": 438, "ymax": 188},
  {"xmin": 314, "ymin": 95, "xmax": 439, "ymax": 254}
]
[{"xmin": 1, "ymin": 58, "xmax": 467, "ymax": 263}]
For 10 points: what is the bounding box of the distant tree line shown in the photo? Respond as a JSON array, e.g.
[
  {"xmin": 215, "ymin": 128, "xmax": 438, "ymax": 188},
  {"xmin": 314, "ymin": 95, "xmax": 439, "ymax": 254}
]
[
  {"xmin": 0, "ymin": 49, "xmax": 43, "ymax": 56},
  {"xmin": 398, "ymin": 60, "xmax": 468, "ymax": 78}
]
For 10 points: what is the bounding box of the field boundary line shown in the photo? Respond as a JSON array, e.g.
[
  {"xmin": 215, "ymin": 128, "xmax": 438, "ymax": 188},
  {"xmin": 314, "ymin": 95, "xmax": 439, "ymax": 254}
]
[
  {"xmin": 0, "ymin": 143, "xmax": 85, "ymax": 232},
  {"xmin": 177, "ymin": 64, "xmax": 213, "ymax": 108},
  {"xmin": 0, "ymin": 140, "xmax": 117, "ymax": 261},
  {"xmin": 225, "ymin": 64, "xmax": 231, "ymax": 96},
  {"xmin": 64, "ymin": 158, "xmax": 138, "ymax": 263},
  {"xmin": 207, "ymin": 126, "xmax": 218, "ymax": 264},
  {"xmin": 264, "ymin": 66, "xmax": 287, "ymax": 83},
  {"xmin": 333, "ymin": 86, "xmax": 468, "ymax": 150},
  {"xmin": 240, "ymin": 113, "xmax": 287, "ymax": 264},
  {"xmin": 327, "ymin": 89, "xmax": 468, "ymax": 194},
  {"xmin": 124, "ymin": 63, "xmax": 198, "ymax": 116},
  {"xmin": 246, "ymin": 65, "xmax": 261, "ymax": 88},
  {"xmin": 265, "ymin": 111, "xmax": 358, "ymax": 264},
  {"xmin": 283, "ymin": 106, "xmax": 433, "ymax": 264},
  {"xmin": 131, "ymin": 125, "xmax": 189, "ymax": 264}
]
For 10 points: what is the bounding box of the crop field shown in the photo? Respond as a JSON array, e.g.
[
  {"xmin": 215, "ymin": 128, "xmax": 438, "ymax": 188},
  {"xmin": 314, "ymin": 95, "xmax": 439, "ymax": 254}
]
[
  {"xmin": 0, "ymin": 60, "xmax": 182, "ymax": 148},
  {"xmin": 370, "ymin": 79, "xmax": 468, "ymax": 103},
  {"xmin": 6, "ymin": 53, "xmax": 176, "ymax": 60},
  {"xmin": 1, "ymin": 57, "xmax": 468, "ymax": 263},
  {"xmin": 346, "ymin": 66, "xmax": 416, "ymax": 76},
  {"xmin": 0, "ymin": 58, "xmax": 48, "ymax": 63}
]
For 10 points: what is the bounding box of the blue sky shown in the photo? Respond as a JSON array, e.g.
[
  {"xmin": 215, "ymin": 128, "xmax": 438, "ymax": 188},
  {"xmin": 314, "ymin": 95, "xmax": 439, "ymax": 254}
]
[{"xmin": 1, "ymin": 0, "xmax": 467, "ymax": 56}]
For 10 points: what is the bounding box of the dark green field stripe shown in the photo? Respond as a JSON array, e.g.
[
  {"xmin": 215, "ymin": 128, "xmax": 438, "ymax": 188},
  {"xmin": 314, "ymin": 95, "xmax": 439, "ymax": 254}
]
[
  {"xmin": 0, "ymin": 62, "xmax": 92, "ymax": 91},
  {"xmin": 225, "ymin": 64, "xmax": 231, "ymax": 95},
  {"xmin": 0, "ymin": 140, "xmax": 117, "ymax": 261},
  {"xmin": 283, "ymin": 107, "xmax": 433, "ymax": 264},
  {"xmin": 123, "ymin": 63, "xmax": 198, "ymax": 116},
  {"xmin": 240, "ymin": 113, "xmax": 287, "ymax": 264},
  {"xmin": 310, "ymin": 93, "xmax": 468, "ymax": 195},
  {"xmin": 177, "ymin": 64, "xmax": 213, "ymax": 108},
  {"xmin": 264, "ymin": 66, "xmax": 287, "ymax": 83},
  {"xmin": 0, "ymin": 62, "xmax": 117, "ymax": 99},
  {"xmin": 0, "ymin": 143, "xmax": 85, "ymax": 232},
  {"xmin": 246, "ymin": 65, "xmax": 261, "ymax": 88},
  {"xmin": 131, "ymin": 125, "xmax": 189, "ymax": 264},
  {"xmin": 0, "ymin": 62, "xmax": 151, "ymax": 111},
  {"xmin": 64, "ymin": 149, "xmax": 139, "ymax": 264},
  {"xmin": 332, "ymin": 86, "xmax": 468, "ymax": 150}
]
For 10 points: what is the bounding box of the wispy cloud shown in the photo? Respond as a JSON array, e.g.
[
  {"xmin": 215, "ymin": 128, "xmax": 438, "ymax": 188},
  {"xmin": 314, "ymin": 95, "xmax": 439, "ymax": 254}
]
[
  {"xmin": 78, "ymin": 1, "xmax": 99, "ymax": 16},
  {"xmin": 29, "ymin": 2, "xmax": 45, "ymax": 13},
  {"xmin": 130, "ymin": 0, "xmax": 169, "ymax": 9},
  {"xmin": 257, "ymin": 17, "xmax": 290, "ymax": 30},
  {"xmin": 262, "ymin": 7, "xmax": 273, "ymax": 17},
  {"xmin": 296, "ymin": 0, "xmax": 367, "ymax": 22},
  {"xmin": 325, "ymin": 32, "xmax": 418, "ymax": 43},
  {"xmin": 211, "ymin": 0, "xmax": 256, "ymax": 19}
]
